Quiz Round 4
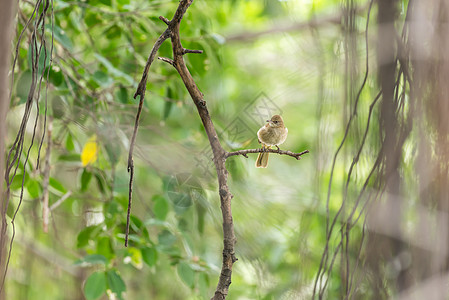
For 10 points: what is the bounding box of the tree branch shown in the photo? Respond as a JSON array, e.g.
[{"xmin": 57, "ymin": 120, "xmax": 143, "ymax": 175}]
[
  {"xmin": 183, "ymin": 48, "xmax": 203, "ymax": 54},
  {"xmin": 130, "ymin": 0, "xmax": 308, "ymax": 298},
  {"xmin": 166, "ymin": 2, "xmax": 237, "ymax": 298},
  {"xmin": 226, "ymin": 148, "xmax": 309, "ymax": 160},
  {"xmin": 126, "ymin": 20, "xmax": 171, "ymax": 248},
  {"xmin": 157, "ymin": 56, "xmax": 174, "ymax": 66}
]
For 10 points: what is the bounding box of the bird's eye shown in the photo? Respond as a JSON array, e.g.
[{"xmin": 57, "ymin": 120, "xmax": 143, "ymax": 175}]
[{"xmin": 274, "ymin": 121, "xmax": 278, "ymax": 123}]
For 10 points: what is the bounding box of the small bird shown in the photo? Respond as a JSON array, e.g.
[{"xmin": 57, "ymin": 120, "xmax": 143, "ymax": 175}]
[{"xmin": 256, "ymin": 114, "xmax": 288, "ymax": 168}]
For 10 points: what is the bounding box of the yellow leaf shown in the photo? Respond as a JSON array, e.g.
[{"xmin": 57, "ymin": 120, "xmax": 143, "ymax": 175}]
[{"xmin": 81, "ymin": 135, "xmax": 98, "ymax": 166}]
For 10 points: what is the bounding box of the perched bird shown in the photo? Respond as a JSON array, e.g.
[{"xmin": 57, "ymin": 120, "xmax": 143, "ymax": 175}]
[{"xmin": 256, "ymin": 114, "xmax": 288, "ymax": 168}]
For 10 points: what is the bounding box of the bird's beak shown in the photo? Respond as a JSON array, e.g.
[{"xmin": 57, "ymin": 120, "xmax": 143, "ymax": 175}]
[{"xmin": 266, "ymin": 120, "xmax": 270, "ymax": 122}]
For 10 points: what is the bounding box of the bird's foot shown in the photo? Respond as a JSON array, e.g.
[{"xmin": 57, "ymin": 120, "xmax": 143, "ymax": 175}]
[{"xmin": 276, "ymin": 145, "xmax": 280, "ymax": 151}]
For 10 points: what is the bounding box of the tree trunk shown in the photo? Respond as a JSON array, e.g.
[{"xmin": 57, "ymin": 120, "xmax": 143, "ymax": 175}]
[{"xmin": 0, "ymin": 1, "xmax": 17, "ymax": 299}]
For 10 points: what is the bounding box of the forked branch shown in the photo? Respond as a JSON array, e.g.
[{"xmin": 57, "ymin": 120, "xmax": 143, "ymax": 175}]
[{"xmin": 129, "ymin": 0, "xmax": 308, "ymax": 298}]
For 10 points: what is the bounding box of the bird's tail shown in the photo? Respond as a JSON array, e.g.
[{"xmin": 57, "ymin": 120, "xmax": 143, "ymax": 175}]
[{"xmin": 255, "ymin": 152, "xmax": 269, "ymax": 168}]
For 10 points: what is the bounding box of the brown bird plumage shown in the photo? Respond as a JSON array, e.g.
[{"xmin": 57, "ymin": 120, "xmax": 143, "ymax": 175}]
[{"xmin": 256, "ymin": 115, "xmax": 288, "ymax": 168}]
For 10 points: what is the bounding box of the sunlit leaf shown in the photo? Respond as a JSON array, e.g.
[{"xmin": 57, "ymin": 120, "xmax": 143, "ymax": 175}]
[
  {"xmin": 77, "ymin": 225, "xmax": 100, "ymax": 248},
  {"xmin": 26, "ymin": 179, "xmax": 41, "ymax": 198},
  {"xmin": 125, "ymin": 247, "xmax": 143, "ymax": 269},
  {"xmin": 49, "ymin": 177, "xmax": 67, "ymax": 193},
  {"xmin": 81, "ymin": 135, "xmax": 98, "ymax": 166},
  {"xmin": 97, "ymin": 236, "xmax": 114, "ymax": 259}
]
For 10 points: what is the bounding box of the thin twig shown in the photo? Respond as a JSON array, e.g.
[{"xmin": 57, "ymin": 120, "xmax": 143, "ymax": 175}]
[
  {"xmin": 49, "ymin": 191, "xmax": 72, "ymax": 211},
  {"xmin": 183, "ymin": 48, "xmax": 203, "ymax": 54},
  {"xmin": 158, "ymin": 56, "xmax": 174, "ymax": 65},
  {"xmin": 41, "ymin": 117, "xmax": 53, "ymax": 233},
  {"xmin": 126, "ymin": 20, "xmax": 171, "ymax": 247},
  {"xmin": 226, "ymin": 148, "xmax": 309, "ymax": 160}
]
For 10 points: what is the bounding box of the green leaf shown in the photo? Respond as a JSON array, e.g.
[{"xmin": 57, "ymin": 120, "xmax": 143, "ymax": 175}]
[
  {"xmin": 98, "ymin": 0, "xmax": 112, "ymax": 6},
  {"xmin": 116, "ymin": 86, "xmax": 128, "ymax": 104},
  {"xmin": 177, "ymin": 262, "xmax": 195, "ymax": 288},
  {"xmin": 158, "ymin": 230, "xmax": 176, "ymax": 248},
  {"xmin": 10, "ymin": 173, "xmax": 28, "ymax": 191},
  {"xmin": 130, "ymin": 215, "xmax": 143, "ymax": 230},
  {"xmin": 65, "ymin": 133, "xmax": 75, "ymax": 151},
  {"xmin": 49, "ymin": 66, "xmax": 63, "ymax": 87},
  {"xmin": 196, "ymin": 195, "xmax": 207, "ymax": 235},
  {"xmin": 74, "ymin": 254, "xmax": 107, "ymax": 266},
  {"xmin": 141, "ymin": 247, "xmax": 158, "ymax": 267},
  {"xmin": 178, "ymin": 218, "xmax": 188, "ymax": 232},
  {"xmin": 58, "ymin": 153, "xmax": 81, "ymax": 162},
  {"xmin": 84, "ymin": 12, "xmax": 103, "ymax": 27},
  {"xmin": 104, "ymin": 141, "xmax": 121, "ymax": 166},
  {"xmin": 14, "ymin": 70, "xmax": 32, "ymax": 105},
  {"xmin": 163, "ymin": 100, "xmax": 173, "ymax": 121},
  {"xmin": 84, "ymin": 271, "xmax": 106, "ymax": 300},
  {"xmin": 92, "ymin": 70, "xmax": 113, "ymax": 88},
  {"xmin": 49, "ymin": 177, "xmax": 67, "ymax": 193},
  {"xmin": 26, "ymin": 179, "xmax": 41, "ymax": 199},
  {"xmin": 51, "ymin": 95, "xmax": 67, "ymax": 119},
  {"xmin": 163, "ymin": 86, "xmax": 174, "ymax": 120},
  {"xmin": 97, "ymin": 236, "xmax": 114, "ymax": 260},
  {"xmin": 50, "ymin": 25, "xmax": 73, "ymax": 50},
  {"xmin": 104, "ymin": 25, "xmax": 122, "ymax": 39},
  {"xmin": 94, "ymin": 53, "xmax": 134, "ymax": 85},
  {"xmin": 126, "ymin": 247, "xmax": 143, "ymax": 269},
  {"xmin": 95, "ymin": 173, "xmax": 104, "ymax": 193},
  {"xmin": 106, "ymin": 270, "xmax": 126, "ymax": 300},
  {"xmin": 77, "ymin": 225, "xmax": 99, "ymax": 248},
  {"xmin": 116, "ymin": 0, "xmax": 130, "ymax": 6},
  {"xmin": 80, "ymin": 169, "xmax": 92, "ymax": 192},
  {"xmin": 198, "ymin": 273, "xmax": 210, "ymax": 297},
  {"xmin": 153, "ymin": 195, "xmax": 169, "ymax": 220},
  {"xmin": 114, "ymin": 195, "xmax": 128, "ymax": 211}
]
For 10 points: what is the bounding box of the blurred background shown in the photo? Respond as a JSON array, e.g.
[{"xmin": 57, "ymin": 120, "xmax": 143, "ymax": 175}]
[{"xmin": 3, "ymin": 0, "xmax": 449, "ymax": 299}]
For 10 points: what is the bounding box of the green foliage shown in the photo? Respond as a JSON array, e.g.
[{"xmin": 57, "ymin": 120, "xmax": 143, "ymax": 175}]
[
  {"xmin": 106, "ymin": 269, "xmax": 127, "ymax": 300},
  {"xmin": 84, "ymin": 272, "xmax": 107, "ymax": 300},
  {"xmin": 6, "ymin": 0, "xmax": 395, "ymax": 299},
  {"xmin": 141, "ymin": 246, "xmax": 158, "ymax": 267},
  {"xmin": 177, "ymin": 261, "xmax": 195, "ymax": 288}
]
